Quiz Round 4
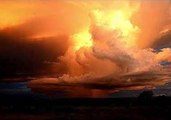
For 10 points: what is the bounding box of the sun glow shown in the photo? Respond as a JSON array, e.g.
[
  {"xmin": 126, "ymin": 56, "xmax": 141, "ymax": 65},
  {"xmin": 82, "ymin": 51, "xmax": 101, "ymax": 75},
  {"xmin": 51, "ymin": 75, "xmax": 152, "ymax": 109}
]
[
  {"xmin": 71, "ymin": 8, "xmax": 140, "ymax": 53},
  {"xmin": 91, "ymin": 9, "xmax": 140, "ymax": 47},
  {"xmin": 110, "ymin": 10, "xmax": 140, "ymax": 47},
  {"xmin": 110, "ymin": 10, "xmax": 139, "ymax": 37},
  {"xmin": 71, "ymin": 30, "xmax": 93, "ymax": 51}
]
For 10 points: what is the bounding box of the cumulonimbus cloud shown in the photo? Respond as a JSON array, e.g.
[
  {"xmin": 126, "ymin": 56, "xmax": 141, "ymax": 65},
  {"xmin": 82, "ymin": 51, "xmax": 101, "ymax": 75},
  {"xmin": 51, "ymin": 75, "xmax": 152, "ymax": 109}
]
[{"xmin": 28, "ymin": 1, "xmax": 171, "ymax": 97}]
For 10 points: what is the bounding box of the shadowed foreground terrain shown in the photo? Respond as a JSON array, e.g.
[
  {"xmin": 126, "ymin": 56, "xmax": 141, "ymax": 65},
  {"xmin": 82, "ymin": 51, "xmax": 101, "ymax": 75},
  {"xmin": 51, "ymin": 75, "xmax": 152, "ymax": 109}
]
[{"xmin": 0, "ymin": 93, "xmax": 171, "ymax": 120}]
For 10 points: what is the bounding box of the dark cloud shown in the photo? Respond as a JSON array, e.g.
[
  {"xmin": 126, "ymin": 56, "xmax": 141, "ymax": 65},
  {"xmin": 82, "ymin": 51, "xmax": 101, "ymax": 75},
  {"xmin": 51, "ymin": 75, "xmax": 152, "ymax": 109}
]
[
  {"xmin": 0, "ymin": 21, "xmax": 69, "ymax": 79},
  {"xmin": 28, "ymin": 70, "xmax": 171, "ymax": 97},
  {"xmin": 152, "ymin": 30, "xmax": 171, "ymax": 49}
]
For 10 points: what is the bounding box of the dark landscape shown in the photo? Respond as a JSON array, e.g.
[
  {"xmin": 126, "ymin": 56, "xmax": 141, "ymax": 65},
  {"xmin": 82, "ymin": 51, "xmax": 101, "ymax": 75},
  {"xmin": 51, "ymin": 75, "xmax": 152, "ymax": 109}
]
[{"xmin": 0, "ymin": 92, "xmax": 171, "ymax": 120}]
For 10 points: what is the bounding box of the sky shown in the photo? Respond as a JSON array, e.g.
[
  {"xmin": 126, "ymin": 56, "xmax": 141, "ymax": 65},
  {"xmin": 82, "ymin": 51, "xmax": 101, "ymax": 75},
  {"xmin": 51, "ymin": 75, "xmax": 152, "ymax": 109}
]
[{"xmin": 0, "ymin": 0, "xmax": 171, "ymax": 97}]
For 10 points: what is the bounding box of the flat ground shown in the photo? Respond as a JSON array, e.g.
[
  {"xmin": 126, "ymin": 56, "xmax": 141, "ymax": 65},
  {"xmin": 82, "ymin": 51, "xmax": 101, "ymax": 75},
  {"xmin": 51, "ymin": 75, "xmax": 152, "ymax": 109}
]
[{"xmin": 0, "ymin": 95, "xmax": 171, "ymax": 120}]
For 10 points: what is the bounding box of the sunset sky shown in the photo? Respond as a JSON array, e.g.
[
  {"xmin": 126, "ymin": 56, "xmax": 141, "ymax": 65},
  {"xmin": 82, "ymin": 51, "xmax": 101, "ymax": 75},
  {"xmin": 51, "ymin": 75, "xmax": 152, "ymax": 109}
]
[{"xmin": 0, "ymin": 0, "xmax": 171, "ymax": 97}]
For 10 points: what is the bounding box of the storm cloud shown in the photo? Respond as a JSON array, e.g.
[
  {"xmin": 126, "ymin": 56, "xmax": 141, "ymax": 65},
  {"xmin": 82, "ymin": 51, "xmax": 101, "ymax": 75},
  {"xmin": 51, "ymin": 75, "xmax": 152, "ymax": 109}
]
[{"xmin": 0, "ymin": 20, "xmax": 69, "ymax": 79}]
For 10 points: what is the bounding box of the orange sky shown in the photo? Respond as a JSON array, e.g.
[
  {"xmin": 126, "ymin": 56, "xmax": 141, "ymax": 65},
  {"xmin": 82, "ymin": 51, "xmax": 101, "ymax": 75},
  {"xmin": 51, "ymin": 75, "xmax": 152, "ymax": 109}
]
[
  {"xmin": 1, "ymin": 0, "xmax": 171, "ymax": 97},
  {"xmin": 0, "ymin": 0, "xmax": 170, "ymax": 45}
]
